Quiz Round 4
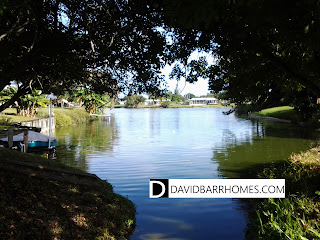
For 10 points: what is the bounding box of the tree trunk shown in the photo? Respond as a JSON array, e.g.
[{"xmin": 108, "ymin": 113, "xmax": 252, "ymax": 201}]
[
  {"xmin": 31, "ymin": 103, "xmax": 35, "ymax": 117},
  {"xmin": 0, "ymin": 87, "xmax": 27, "ymax": 112},
  {"xmin": 110, "ymin": 97, "xmax": 115, "ymax": 110}
]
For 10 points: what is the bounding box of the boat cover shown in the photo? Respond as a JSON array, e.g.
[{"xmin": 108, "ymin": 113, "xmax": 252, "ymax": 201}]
[{"xmin": 0, "ymin": 131, "xmax": 57, "ymax": 142}]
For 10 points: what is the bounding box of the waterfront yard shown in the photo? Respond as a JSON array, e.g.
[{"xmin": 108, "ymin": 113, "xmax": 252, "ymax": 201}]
[
  {"xmin": 0, "ymin": 148, "xmax": 135, "ymax": 240},
  {"xmin": 1, "ymin": 108, "xmax": 90, "ymax": 127},
  {"xmin": 248, "ymin": 144, "xmax": 320, "ymax": 239},
  {"xmin": 254, "ymin": 106, "xmax": 299, "ymax": 122}
]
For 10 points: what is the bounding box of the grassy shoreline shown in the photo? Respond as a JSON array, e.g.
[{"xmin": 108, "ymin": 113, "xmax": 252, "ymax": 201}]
[
  {"xmin": 2, "ymin": 108, "xmax": 91, "ymax": 128},
  {"xmin": 252, "ymin": 106, "xmax": 299, "ymax": 122},
  {"xmin": 248, "ymin": 144, "xmax": 320, "ymax": 239},
  {"xmin": 38, "ymin": 108, "xmax": 91, "ymax": 127},
  {"xmin": 114, "ymin": 103, "xmax": 228, "ymax": 108},
  {"xmin": 0, "ymin": 148, "xmax": 135, "ymax": 239}
]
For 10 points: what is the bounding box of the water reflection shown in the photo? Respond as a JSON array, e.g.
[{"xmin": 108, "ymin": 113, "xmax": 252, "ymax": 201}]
[
  {"xmin": 213, "ymin": 120, "xmax": 317, "ymax": 179},
  {"xmin": 55, "ymin": 116, "xmax": 118, "ymax": 170},
  {"xmin": 53, "ymin": 108, "xmax": 318, "ymax": 240},
  {"xmin": 149, "ymin": 110, "xmax": 161, "ymax": 137}
]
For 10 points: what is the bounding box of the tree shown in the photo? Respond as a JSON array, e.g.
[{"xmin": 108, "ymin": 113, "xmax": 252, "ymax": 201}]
[
  {"xmin": 124, "ymin": 95, "xmax": 146, "ymax": 108},
  {"xmin": 4, "ymin": 0, "xmax": 318, "ymax": 119},
  {"xmin": 0, "ymin": 87, "xmax": 49, "ymax": 117},
  {"xmin": 0, "ymin": 0, "xmax": 168, "ymax": 112},
  {"xmin": 73, "ymin": 88, "xmax": 110, "ymax": 114},
  {"xmin": 23, "ymin": 90, "xmax": 49, "ymax": 117},
  {"xmin": 160, "ymin": 0, "xmax": 320, "ymax": 118},
  {"xmin": 185, "ymin": 93, "xmax": 196, "ymax": 99},
  {"xmin": 0, "ymin": 86, "xmax": 17, "ymax": 105}
]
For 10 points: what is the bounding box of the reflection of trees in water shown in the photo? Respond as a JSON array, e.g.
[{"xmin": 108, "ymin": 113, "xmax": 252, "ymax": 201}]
[
  {"xmin": 55, "ymin": 117, "xmax": 119, "ymax": 171},
  {"xmin": 219, "ymin": 121, "xmax": 265, "ymax": 149},
  {"xmin": 248, "ymin": 119, "xmax": 317, "ymax": 140},
  {"xmin": 149, "ymin": 110, "xmax": 161, "ymax": 138},
  {"xmin": 213, "ymin": 121, "xmax": 314, "ymax": 179}
]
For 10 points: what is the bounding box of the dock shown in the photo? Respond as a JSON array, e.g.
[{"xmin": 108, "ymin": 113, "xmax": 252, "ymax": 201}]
[{"xmin": 90, "ymin": 114, "xmax": 112, "ymax": 120}]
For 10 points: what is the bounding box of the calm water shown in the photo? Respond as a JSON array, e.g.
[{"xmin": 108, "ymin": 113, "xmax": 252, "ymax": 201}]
[{"xmin": 55, "ymin": 108, "xmax": 317, "ymax": 240}]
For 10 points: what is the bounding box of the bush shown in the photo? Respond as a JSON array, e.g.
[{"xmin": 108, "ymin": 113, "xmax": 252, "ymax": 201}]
[
  {"xmin": 160, "ymin": 101, "xmax": 171, "ymax": 108},
  {"xmin": 0, "ymin": 116, "xmax": 12, "ymax": 125}
]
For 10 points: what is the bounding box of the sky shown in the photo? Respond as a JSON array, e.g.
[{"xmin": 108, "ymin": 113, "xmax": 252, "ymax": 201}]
[
  {"xmin": 59, "ymin": 14, "xmax": 214, "ymax": 98},
  {"xmin": 161, "ymin": 66, "xmax": 209, "ymax": 97},
  {"xmin": 160, "ymin": 51, "xmax": 215, "ymax": 97}
]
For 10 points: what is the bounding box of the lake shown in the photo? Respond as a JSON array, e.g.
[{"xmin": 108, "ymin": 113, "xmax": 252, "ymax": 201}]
[{"xmin": 55, "ymin": 108, "xmax": 317, "ymax": 240}]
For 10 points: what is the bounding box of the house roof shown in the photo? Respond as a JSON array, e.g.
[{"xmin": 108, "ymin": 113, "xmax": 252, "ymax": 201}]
[{"xmin": 189, "ymin": 97, "xmax": 218, "ymax": 101}]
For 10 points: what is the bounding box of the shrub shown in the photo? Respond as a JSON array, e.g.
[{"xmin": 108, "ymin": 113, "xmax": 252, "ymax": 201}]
[
  {"xmin": 160, "ymin": 101, "xmax": 171, "ymax": 108},
  {"xmin": 0, "ymin": 116, "xmax": 12, "ymax": 125}
]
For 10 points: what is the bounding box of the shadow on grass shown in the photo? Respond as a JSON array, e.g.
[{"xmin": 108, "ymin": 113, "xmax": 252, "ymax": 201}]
[{"xmin": 0, "ymin": 148, "xmax": 135, "ymax": 240}]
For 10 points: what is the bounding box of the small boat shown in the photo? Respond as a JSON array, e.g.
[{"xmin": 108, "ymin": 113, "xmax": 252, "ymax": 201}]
[{"xmin": 0, "ymin": 131, "xmax": 57, "ymax": 148}]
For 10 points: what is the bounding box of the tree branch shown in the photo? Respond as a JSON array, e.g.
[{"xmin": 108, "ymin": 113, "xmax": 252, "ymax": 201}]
[
  {"xmin": 0, "ymin": 87, "xmax": 28, "ymax": 112},
  {"xmin": 259, "ymin": 44, "xmax": 320, "ymax": 97}
]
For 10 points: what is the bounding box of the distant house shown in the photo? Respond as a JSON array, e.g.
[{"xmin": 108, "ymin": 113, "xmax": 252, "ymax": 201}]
[
  {"xmin": 188, "ymin": 97, "xmax": 219, "ymax": 105},
  {"xmin": 144, "ymin": 99, "xmax": 161, "ymax": 105},
  {"xmin": 118, "ymin": 100, "xmax": 126, "ymax": 105},
  {"xmin": 56, "ymin": 99, "xmax": 76, "ymax": 107}
]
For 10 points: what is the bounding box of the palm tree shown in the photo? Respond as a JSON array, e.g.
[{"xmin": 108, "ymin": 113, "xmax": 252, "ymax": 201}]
[
  {"xmin": 27, "ymin": 90, "xmax": 49, "ymax": 117},
  {"xmin": 73, "ymin": 88, "xmax": 110, "ymax": 114}
]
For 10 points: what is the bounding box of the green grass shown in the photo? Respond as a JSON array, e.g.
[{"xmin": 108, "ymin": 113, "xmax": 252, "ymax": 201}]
[
  {"xmin": 37, "ymin": 108, "xmax": 90, "ymax": 127},
  {"xmin": 9, "ymin": 115, "xmax": 40, "ymax": 122},
  {"xmin": 254, "ymin": 106, "xmax": 298, "ymax": 122},
  {"xmin": 3, "ymin": 108, "xmax": 17, "ymax": 115},
  {"xmin": 2, "ymin": 108, "xmax": 90, "ymax": 127},
  {"xmin": 2, "ymin": 108, "xmax": 40, "ymax": 123},
  {"xmin": 0, "ymin": 148, "xmax": 135, "ymax": 240},
  {"xmin": 248, "ymin": 145, "xmax": 320, "ymax": 239}
]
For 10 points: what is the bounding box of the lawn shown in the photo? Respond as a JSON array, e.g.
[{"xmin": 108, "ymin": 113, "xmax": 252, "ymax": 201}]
[
  {"xmin": 1, "ymin": 108, "xmax": 40, "ymax": 123},
  {"xmin": 0, "ymin": 148, "xmax": 135, "ymax": 239},
  {"xmin": 38, "ymin": 108, "xmax": 90, "ymax": 127},
  {"xmin": 254, "ymin": 106, "xmax": 298, "ymax": 122},
  {"xmin": 1, "ymin": 107, "xmax": 90, "ymax": 127}
]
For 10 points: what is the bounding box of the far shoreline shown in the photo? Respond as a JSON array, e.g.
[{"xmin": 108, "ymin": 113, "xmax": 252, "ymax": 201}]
[{"xmin": 112, "ymin": 104, "xmax": 231, "ymax": 109}]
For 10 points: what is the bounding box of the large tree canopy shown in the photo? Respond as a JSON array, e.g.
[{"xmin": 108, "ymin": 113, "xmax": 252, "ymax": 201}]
[
  {"xmin": 0, "ymin": 0, "xmax": 167, "ymax": 111},
  {"xmin": 162, "ymin": 0, "xmax": 320, "ymax": 118},
  {"xmin": 2, "ymin": 0, "xmax": 320, "ymax": 119}
]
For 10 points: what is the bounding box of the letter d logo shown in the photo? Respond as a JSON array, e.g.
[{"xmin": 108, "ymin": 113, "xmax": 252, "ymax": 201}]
[{"xmin": 149, "ymin": 179, "xmax": 169, "ymax": 198}]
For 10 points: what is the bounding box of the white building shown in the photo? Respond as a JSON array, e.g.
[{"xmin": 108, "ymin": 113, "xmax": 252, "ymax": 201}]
[
  {"xmin": 144, "ymin": 99, "xmax": 161, "ymax": 105},
  {"xmin": 188, "ymin": 97, "xmax": 219, "ymax": 105}
]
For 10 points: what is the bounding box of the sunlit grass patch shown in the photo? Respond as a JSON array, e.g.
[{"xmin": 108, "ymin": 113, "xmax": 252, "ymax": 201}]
[
  {"xmin": 255, "ymin": 106, "xmax": 298, "ymax": 122},
  {"xmin": 3, "ymin": 107, "xmax": 90, "ymax": 126},
  {"xmin": 248, "ymin": 145, "xmax": 320, "ymax": 239},
  {"xmin": 71, "ymin": 214, "xmax": 88, "ymax": 228},
  {"xmin": 37, "ymin": 107, "xmax": 90, "ymax": 127}
]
